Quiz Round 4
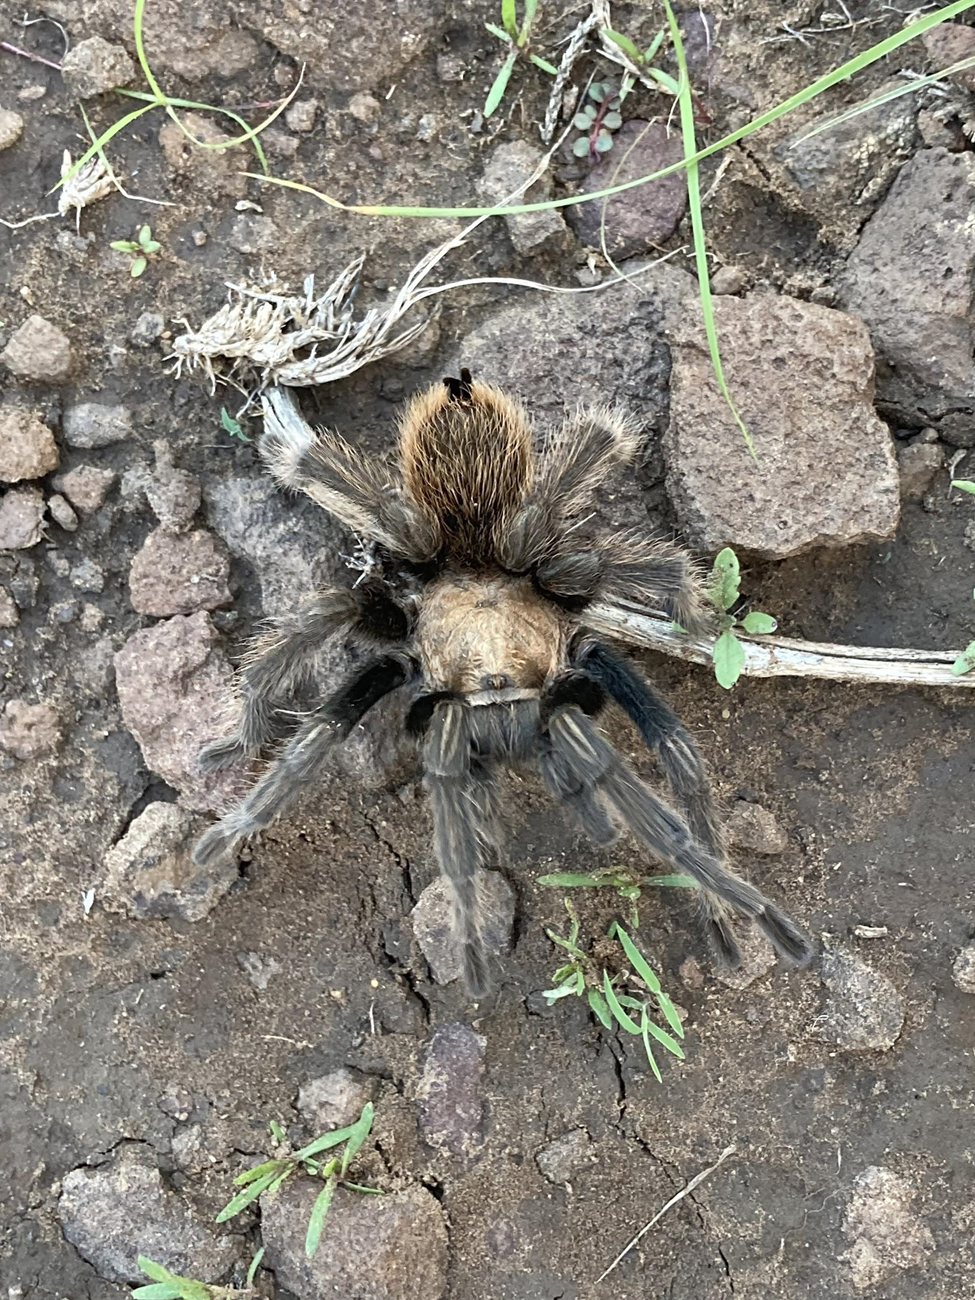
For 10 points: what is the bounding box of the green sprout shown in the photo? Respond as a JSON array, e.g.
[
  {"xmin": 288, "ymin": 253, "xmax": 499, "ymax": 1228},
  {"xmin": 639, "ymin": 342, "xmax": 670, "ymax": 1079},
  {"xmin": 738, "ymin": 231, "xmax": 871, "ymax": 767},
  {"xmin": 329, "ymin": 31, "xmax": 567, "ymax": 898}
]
[
  {"xmin": 110, "ymin": 223, "xmax": 161, "ymax": 277},
  {"xmin": 571, "ymin": 81, "xmax": 624, "ymax": 160},
  {"xmin": 543, "ymin": 901, "xmax": 685, "ymax": 1082},
  {"xmin": 538, "ymin": 867, "xmax": 694, "ymax": 930},
  {"xmin": 706, "ymin": 547, "xmax": 777, "ymax": 690},
  {"xmin": 132, "ymin": 1246, "xmax": 265, "ymax": 1299},
  {"xmin": 216, "ymin": 1105, "xmax": 379, "ymax": 1260},
  {"xmin": 220, "ymin": 406, "xmax": 251, "ymax": 443},
  {"xmin": 484, "ymin": 0, "xmax": 557, "ymax": 118},
  {"xmin": 601, "ymin": 26, "xmax": 678, "ymax": 96}
]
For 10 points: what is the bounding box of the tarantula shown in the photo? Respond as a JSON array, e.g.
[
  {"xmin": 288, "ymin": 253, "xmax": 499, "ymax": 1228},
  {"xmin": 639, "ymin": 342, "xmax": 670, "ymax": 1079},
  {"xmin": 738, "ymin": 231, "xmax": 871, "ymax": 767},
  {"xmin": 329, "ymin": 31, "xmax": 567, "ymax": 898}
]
[{"xmin": 194, "ymin": 370, "xmax": 810, "ymax": 995}]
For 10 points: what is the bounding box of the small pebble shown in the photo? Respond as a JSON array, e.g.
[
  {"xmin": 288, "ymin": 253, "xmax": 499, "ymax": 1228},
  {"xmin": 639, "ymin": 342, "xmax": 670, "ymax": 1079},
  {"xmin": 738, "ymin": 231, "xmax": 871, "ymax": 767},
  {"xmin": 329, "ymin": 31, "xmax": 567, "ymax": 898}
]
[
  {"xmin": 58, "ymin": 465, "xmax": 116, "ymax": 512},
  {"xmin": 1, "ymin": 315, "xmax": 75, "ymax": 383},
  {"xmin": 535, "ymin": 1130, "xmax": 593, "ymax": 1185},
  {"xmin": 0, "ymin": 699, "xmax": 62, "ymax": 759},
  {"xmin": 192, "ymin": 229, "xmax": 208, "ymax": 247},
  {"xmin": 79, "ymin": 602, "xmax": 104, "ymax": 632},
  {"xmin": 130, "ymin": 312, "xmax": 165, "ymax": 347},
  {"xmin": 70, "ymin": 557, "xmax": 105, "ymax": 593},
  {"xmin": 952, "ymin": 945, "xmax": 975, "ymax": 994},
  {"xmin": 347, "ymin": 92, "xmax": 381, "ymax": 123},
  {"xmin": 0, "ymin": 108, "xmax": 24, "ymax": 150},
  {"xmin": 285, "ymin": 98, "xmax": 318, "ymax": 132},
  {"xmin": 678, "ymin": 955, "xmax": 705, "ymax": 990},
  {"xmin": 725, "ymin": 801, "xmax": 789, "ymax": 854},
  {"xmin": 436, "ymin": 53, "xmax": 466, "ymax": 83},
  {"xmin": 47, "ymin": 493, "xmax": 78, "ymax": 531},
  {"xmin": 62, "ymin": 402, "xmax": 133, "ymax": 449},
  {"xmin": 0, "ymin": 587, "xmax": 20, "ymax": 627},
  {"xmin": 60, "ymin": 36, "xmax": 135, "ymax": 98},
  {"xmin": 50, "ymin": 599, "xmax": 79, "ymax": 624},
  {"xmin": 898, "ymin": 441, "xmax": 943, "ymax": 500},
  {"xmin": 0, "ymin": 407, "xmax": 59, "ymax": 482},
  {"xmin": 710, "ymin": 265, "xmax": 748, "ymax": 295},
  {"xmin": 0, "ymin": 487, "xmax": 46, "ymax": 549}
]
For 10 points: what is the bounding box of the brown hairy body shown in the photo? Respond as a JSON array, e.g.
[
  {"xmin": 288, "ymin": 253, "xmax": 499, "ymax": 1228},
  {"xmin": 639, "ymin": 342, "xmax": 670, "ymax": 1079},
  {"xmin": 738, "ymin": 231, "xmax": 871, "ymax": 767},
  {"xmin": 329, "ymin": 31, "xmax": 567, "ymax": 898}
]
[{"xmin": 193, "ymin": 369, "xmax": 811, "ymax": 996}]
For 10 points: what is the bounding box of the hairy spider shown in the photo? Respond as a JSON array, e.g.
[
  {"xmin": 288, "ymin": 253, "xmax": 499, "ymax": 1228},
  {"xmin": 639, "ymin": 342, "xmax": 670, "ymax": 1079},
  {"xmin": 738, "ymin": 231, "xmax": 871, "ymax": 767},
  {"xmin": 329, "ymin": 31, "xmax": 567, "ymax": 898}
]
[{"xmin": 194, "ymin": 370, "xmax": 811, "ymax": 996}]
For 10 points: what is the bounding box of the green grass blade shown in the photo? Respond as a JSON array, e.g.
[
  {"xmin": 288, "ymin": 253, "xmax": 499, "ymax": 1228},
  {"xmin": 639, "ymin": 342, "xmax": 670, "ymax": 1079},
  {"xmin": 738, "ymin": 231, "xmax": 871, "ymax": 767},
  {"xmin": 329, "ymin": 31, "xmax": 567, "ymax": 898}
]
[
  {"xmin": 587, "ymin": 987, "xmax": 613, "ymax": 1028},
  {"xmin": 602, "ymin": 970, "xmax": 642, "ymax": 1034},
  {"xmin": 644, "ymin": 30, "xmax": 666, "ymax": 60},
  {"xmin": 233, "ymin": 1158, "xmax": 282, "ymax": 1187},
  {"xmin": 339, "ymin": 1102, "xmax": 374, "ymax": 1176},
  {"xmin": 293, "ymin": 1119, "xmax": 371, "ymax": 1163},
  {"xmin": 614, "ymin": 926, "xmax": 663, "ymax": 995},
  {"xmin": 655, "ymin": 988, "xmax": 685, "ymax": 1040},
  {"xmin": 603, "ymin": 28, "xmax": 643, "ymax": 61},
  {"xmin": 485, "ymin": 21, "xmax": 512, "ymax": 42},
  {"xmin": 951, "ymin": 480, "xmax": 975, "ymax": 495},
  {"xmin": 137, "ymin": 1259, "xmax": 178, "ymax": 1284},
  {"xmin": 643, "ymin": 874, "xmax": 697, "ymax": 888},
  {"xmin": 131, "ymin": 1286, "xmax": 182, "ymax": 1300},
  {"xmin": 305, "ymin": 1175, "xmax": 338, "ymax": 1258},
  {"xmin": 269, "ymin": 1119, "xmax": 287, "ymax": 1143},
  {"xmin": 216, "ymin": 1168, "xmax": 278, "ymax": 1222},
  {"xmin": 343, "ymin": 1180, "xmax": 383, "ymax": 1194},
  {"xmin": 529, "ymin": 53, "xmax": 558, "ymax": 74},
  {"xmin": 545, "ymin": 927, "xmax": 586, "ymax": 958},
  {"xmin": 246, "ymin": 1246, "xmax": 266, "ymax": 1286},
  {"xmin": 54, "ymin": 102, "xmax": 157, "ymax": 190},
  {"xmin": 537, "ymin": 872, "xmax": 607, "ymax": 887},
  {"xmin": 640, "ymin": 1009, "xmax": 664, "ymax": 1082},
  {"xmin": 642, "ymin": 1014, "xmax": 686, "ymax": 1059},
  {"xmin": 501, "ymin": 0, "xmax": 518, "ymax": 39},
  {"xmin": 485, "ymin": 47, "xmax": 518, "ymax": 116},
  {"xmin": 134, "ymin": 1259, "xmax": 208, "ymax": 1300},
  {"xmin": 664, "ymin": 0, "xmax": 754, "ymax": 456}
]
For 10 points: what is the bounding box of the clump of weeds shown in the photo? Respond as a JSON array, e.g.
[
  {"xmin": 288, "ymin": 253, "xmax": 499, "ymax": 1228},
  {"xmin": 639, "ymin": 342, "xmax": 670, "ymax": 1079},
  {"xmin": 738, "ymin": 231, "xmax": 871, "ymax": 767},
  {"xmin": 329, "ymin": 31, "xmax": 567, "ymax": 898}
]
[{"xmin": 706, "ymin": 546, "xmax": 778, "ymax": 689}]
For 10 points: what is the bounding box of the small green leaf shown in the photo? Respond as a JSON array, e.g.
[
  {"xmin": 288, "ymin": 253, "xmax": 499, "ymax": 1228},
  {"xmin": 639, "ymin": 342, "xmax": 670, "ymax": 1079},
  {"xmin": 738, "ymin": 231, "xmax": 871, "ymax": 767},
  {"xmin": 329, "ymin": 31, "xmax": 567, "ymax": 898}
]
[
  {"xmin": 216, "ymin": 1168, "xmax": 278, "ymax": 1221},
  {"xmin": 642, "ymin": 1014, "xmax": 685, "ymax": 1059},
  {"xmin": 602, "ymin": 970, "xmax": 642, "ymax": 1034},
  {"xmin": 713, "ymin": 628, "xmax": 745, "ymax": 690},
  {"xmin": 608, "ymin": 97, "xmax": 621, "ymax": 110},
  {"xmin": 573, "ymin": 112, "xmax": 594, "ymax": 130},
  {"xmin": 246, "ymin": 1246, "xmax": 266, "ymax": 1286},
  {"xmin": 583, "ymin": 102, "xmax": 598, "ymax": 119},
  {"xmin": 484, "ymin": 48, "xmax": 518, "ymax": 116},
  {"xmin": 234, "ymin": 1157, "xmax": 283, "ymax": 1186},
  {"xmin": 594, "ymin": 131, "xmax": 614, "ymax": 152},
  {"xmin": 709, "ymin": 546, "xmax": 741, "ymax": 611},
  {"xmin": 587, "ymin": 987, "xmax": 613, "ymax": 1028},
  {"xmin": 110, "ymin": 239, "xmax": 137, "ymax": 252},
  {"xmin": 131, "ymin": 1286, "xmax": 182, "ymax": 1300},
  {"xmin": 137, "ymin": 224, "xmax": 152, "ymax": 247},
  {"xmin": 501, "ymin": 0, "xmax": 518, "ymax": 39},
  {"xmin": 640, "ymin": 1009, "xmax": 663, "ymax": 1082},
  {"xmin": 130, "ymin": 255, "xmax": 147, "ymax": 278},
  {"xmin": 305, "ymin": 1175, "xmax": 338, "ymax": 1258},
  {"xmin": 537, "ymin": 872, "xmax": 605, "ymax": 887},
  {"xmin": 644, "ymin": 29, "xmax": 666, "ymax": 60},
  {"xmin": 529, "ymin": 54, "xmax": 558, "ymax": 74},
  {"xmin": 572, "ymin": 136, "xmax": 591, "ymax": 157},
  {"xmin": 142, "ymin": 240, "xmax": 161, "ymax": 253},
  {"xmin": 545, "ymin": 927, "xmax": 586, "ymax": 958},
  {"xmin": 951, "ymin": 480, "xmax": 975, "ymax": 495},
  {"xmin": 269, "ymin": 1119, "xmax": 287, "ymax": 1143},
  {"xmin": 655, "ymin": 988, "xmax": 685, "ymax": 1039},
  {"xmin": 740, "ymin": 611, "xmax": 777, "ymax": 635},
  {"xmin": 603, "ymin": 110, "xmax": 623, "ymax": 129},
  {"xmin": 647, "ymin": 66, "xmax": 680, "ymax": 95},
  {"xmin": 951, "ymin": 640, "xmax": 975, "ymax": 675},
  {"xmin": 542, "ymin": 980, "xmax": 581, "ymax": 1002},
  {"xmin": 343, "ymin": 1180, "xmax": 383, "ymax": 1194},
  {"xmin": 340, "ymin": 1101, "xmax": 374, "ymax": 1176},
  {"xmin": 643, "ymin": 873, "xmax": 697, "ymax": 888},
  {"xmin": 615, "ymin": 925, "xmax": 662, "ymax": 995},
  {"xmin": 602, "ymin": 28, "xmax": 642, "ymax": 61},
  {"xmin": 134, "ymin": 1259, "xmax": 208, "ymax": 1300},
  {"xmin": 484, "ymin": 21, "xmax": 511, "ymax": 43},
  {"xmin": 220, "ymin": 406, "xmax": 244, "ymax": 439},
  {"xmin": 589, "ymin": 82, "xmax": 606, "ymax": 102}
]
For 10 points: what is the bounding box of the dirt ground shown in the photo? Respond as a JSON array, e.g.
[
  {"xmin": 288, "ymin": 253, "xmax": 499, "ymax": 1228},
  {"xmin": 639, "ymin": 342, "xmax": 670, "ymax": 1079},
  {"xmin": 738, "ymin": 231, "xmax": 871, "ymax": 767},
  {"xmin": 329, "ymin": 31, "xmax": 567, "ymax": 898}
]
[{"xmin": 2, "ymin": 1, "xmax": 975, "ymax": 1297}]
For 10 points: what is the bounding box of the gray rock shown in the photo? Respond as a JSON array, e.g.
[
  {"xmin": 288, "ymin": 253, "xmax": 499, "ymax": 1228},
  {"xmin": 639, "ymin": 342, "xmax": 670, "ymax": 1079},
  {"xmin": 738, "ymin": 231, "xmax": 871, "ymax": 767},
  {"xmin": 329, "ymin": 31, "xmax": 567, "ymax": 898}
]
[
  {"xmin": 128, "ymin": 528, "xmax": 232, "ymax": 617},
  {"xmin": 297, "ymin": 1067, "xmax": 378, "ymax": 1131},
  {"xmin": 1, "ymin": 314, "xmax": 75, "ymax": 382},
  {"xmin": 0, "ymin": 699, "xmax": 62, "ymax": 759},
  {"xmin": 50, "ymin": 599, "xmax": 79, "ymax": 623},
  {"xmin": 710, "ymin": 264, "xmax": 748, "ymax": 296},
  {"xmin": 417, "ymin": 1022, "xmax": 486, "ymax": 1160},
  {"xmin": 58, "ymin": 1145, "xmax": 239, "ymax": 1285},
  {"xmin": 146, "ymin": 441, "xmax": 201, "ymax": 532},
  {"xmin": 923, "ymin": 21, "xmax": 975, "ymax": 93},
  {"xmin": 842, "ymin": 1166, "xmax": 934, "ymax": 1290},
  {"xmin": 235, "ymin": 950, "xmax": 283, "ymax": 990},
  {"xmin": 565, "ymin": 120, "xmax": 687, "ymax": 259},
  {"xmin": 58, "ymin": 464, "xmax": 116, "ymax": 512},
  {"xmin": 818, "ymin": 948, "xmax": 905, "ymax": 1052},
  {"xmin": 898, "ymin": 441, "xmax": 943, "ymax": 500},
  {"xmin": 725, "ymin": 801, "xmax": 788, "ymax": 854},
  {"xmin": 535, "ymin": 1129, "xmax": 594, "ymax": 1184},
  {"xmin": 0, "ymin": 586, "xmax": 19, "ymax": 627},
  {"xmin": 130, "ymin": 311, "xmax": 165, "ymax": 347},
  {"xmin": 63, "ymin": 401, "xmax": 133, "ymax": 448},
  {"xmin": 47, "ymin": 493, "xmax": 78, "ymax": 531},
  {"xmin": 113, "ymin": 611, "xmax": 244, "ymax": 812},
  {"xmin": 228, "ymin": 214, "xmax": 280, "ymax": 256},
  {"xmin": 0, "ymin": 487, "xmax": 46, "ymax": 549},
  {"xmin": 952, "ymin": 945, "xmax": 975, "ymax": 994},
  {"xmin": 837, "ymin": 149, "xmax": 975, "ymax": 439},
  {"xmin": 410, "ymin": 873, "xmax": 515, "ymax": 985},
  {"xmin": 478, "ymin": 140, "xmax": 569, "ymax": 257},
  {"xmin": 285, "ymin": 98, "xmax": 319, "ymax": 132},
  {"xmin": 101, "ymin": 802, "xmax": 237, "ymax": 922},
  {"xmin": 60, "ymin": 36, "xmax": 135, "ymax": 98},
  {"xmin": 0, "ymin": 407, "xmax": 59, "ymax": 481},
  {"xmin": 262, "ymin": 1181, "xmax": 448, "ymax": 1300},
  {"xmin": 0, "ymin": 108, "xmax": 24, "ymax": 150},
  {"xmin": 261, "ymin": 126, "xmax": 299, "ymax": 158},
  {"xmin": 716, "ymin": 928, "xmax": 777, "ymax": 990},
  {"xmin": 69, "ymin": 556, "xmax": 105, "ymax": 592},
  {"xmin": 348, "ymin": 92, "xmax": 381, "ymax": 123},
  {"xmin": 664, "ymin": 293, "xmax": 900, "ymax": 557}
]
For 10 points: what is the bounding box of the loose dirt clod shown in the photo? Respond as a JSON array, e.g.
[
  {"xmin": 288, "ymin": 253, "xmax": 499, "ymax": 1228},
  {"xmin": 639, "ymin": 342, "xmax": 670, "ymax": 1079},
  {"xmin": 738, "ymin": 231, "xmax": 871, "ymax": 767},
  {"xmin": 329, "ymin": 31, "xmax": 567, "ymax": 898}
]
[
  {"xmin": 62, "ymin": 401, "xmax": 133, "ymax": 448},
  {"xmin": 60, "ymin": 36, "xmax": 136, "ymax": 98},
  {"xmin": 0, "ymin": 698, "xmax": 62, "ymax": 759},
  {"xmin": 0, "ymin": 407, "xmax": 59, "ymax": 482},
  {"xmin": 817, "ymin": 948, "xmax": 905, "ymax": 1051},
  {"xmin": 298, "ymin": 1067, "xmax": 378, "ymax": 1132},
  {"xmin": 417, "ymin": 1022, "xmax": 487, "ymax": 1161},
  {"xmin": 0, "ymin": 315, "xmax": 74, "ymax": 383},
  {"xmin": 725, "ymin": 801, "xmax": 789, "ymax": 854},
  {"xmin": 842, "ymin": 1165, "xmax": 934, "ymax": 1290},
  {"xmin": 0, "ymin": 487, "xmax": 46, "ymax": 549},
  {"xmin": 411, "ymin": 873, "xmax": 515, "ymax": 984},
  {"xmin": 128, "ymin": 527, "xmax": 232, "ymax": 617}
]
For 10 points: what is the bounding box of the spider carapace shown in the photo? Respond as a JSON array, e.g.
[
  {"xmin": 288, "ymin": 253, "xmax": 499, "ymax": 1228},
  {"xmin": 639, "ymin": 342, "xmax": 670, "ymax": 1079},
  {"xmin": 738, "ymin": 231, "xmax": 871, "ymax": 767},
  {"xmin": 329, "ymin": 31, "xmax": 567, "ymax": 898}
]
[{"xmin": 194, "ymin": 369, "xmax": 810, "ymax": 996}]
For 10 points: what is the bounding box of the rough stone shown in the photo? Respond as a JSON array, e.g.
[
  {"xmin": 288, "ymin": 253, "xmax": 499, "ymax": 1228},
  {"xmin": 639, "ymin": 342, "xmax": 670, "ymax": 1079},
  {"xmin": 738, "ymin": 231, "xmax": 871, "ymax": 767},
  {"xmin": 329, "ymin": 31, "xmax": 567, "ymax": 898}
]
[
  {"xmin": 0, "ymin": 699, "xmax": 62, "ymax": 759},
  {"xmin": 417, "ymin": 1022, "xmax": 486, "ymax": 1160},
  {"xmin": 58, "ymin": 464, "xmax": 116, "ymax": 512},
  {"xmin": 842, "ymin": 1166, "xmax": 934, "ymax": 1290},
  {"xmin": 297, "ymin": 1067, "xmax": 378, "ymax": 1132},
  {"xmin": 952, "ymin": 945, "xmax": 975, "ymax": 994},
  {"xmin": 898, "ymin": 441, "xmax": 943, "ymax": 500},
  {"xmin": 60, "ymin": 35, "xmax": 135, "ymax": 97},
  {"xmin": 664, "ymin": 293, "xmax": 900, "ymax": 557},
  {"xmin": 837, "ymin": 149, "xmax": 975, "ymax": 439},
  {"xmin": 818, "ymin": 948, "xmax": 905, "ymax": 1052},
  {"xmin": 101, "ymin": 801, "xmax": 236, "ymax": 922},
  {"xmin": 113, "ymin": 611, "xmax": 243, "ymax": 812},
  {"xmin": 0, "ymin": 586, "xmax": 19, "ymax": 627},
  {"xmin": 1, "ymin": 315, "xmax": 75, "ymax": 383},
  {"xmin": 0, "ymin": 108, "xmax": 24, "ymax": 150},
  {"xmin": 710, "ymin": 264, "xmax": 748, "ymax": 296},
  {"xmin": 725, "ymin": 801, "xmax": 788, "ymax": 854},
  {"xmin": 235, "ymin": 950, "xmax": 282, "ymax": 990},
  {"xmin": 47, "ymin": 493, "xmax": 78, "ymax": 531},
  {"xmin": 0, "ymin": 487, "xmax": 46, "ymax": 549},
  {"xmin": 348, "ymin": 92, "xmax": 381, "ymax": 123},
  {"xmin": 566, "ymin": 121, "xmax": 687, "ymax": 259},
  {"xmin": 69, "ymin": 556, "xmax": 104, "ymax": 592},
  {"xmin": 411, "ymin": 873, "xmax": 515, "ymax": 985},
  {"xmin": 262, "ymin": 1181, "xmax": 448, "ymax": 1300},
  {"xmin": 285, "ymin": 98, "xmax": 318, "ymax": 132},
  {"xmin": 716, "ymin": 929, "xmax": 777, "ymax": 990},
  {"xmin": 58, "ymin": 1144, "xmax": 240, "ymax": 1285},
  {"xmin": 129, "ymin": 528, "xmax": 232, "ymax": 617},
  {"xmin": 478, "ymin": 140, "xmax": 569, "ymax": 257},
  {"xmin": 678, "ymin": 955, "xmax": 705, "ymax": 990},
  {"xmin": 536, "ymin": 1129, "xmax": 594, "ymax": 1185},
  {"xmin": 130, "ymin": 311, "xmax": 165, "ymax": 347},
  {"xmin": 63, "ymin": 401, "xmax": 133, "ymax": 448},
  {"xmin": 0, "ymin": 408, "xmax": 59, "ymax": 481},
  {"xmin": 146, "ymin": 441, "xmax": 201, "ymax": 532},
  {"xmin": 159, "ymin": 112, "xmax": 247, "ymax": 199},
  {"xmin": 922, "ymin": 21, "xmax": 975, "ymax": 93}
]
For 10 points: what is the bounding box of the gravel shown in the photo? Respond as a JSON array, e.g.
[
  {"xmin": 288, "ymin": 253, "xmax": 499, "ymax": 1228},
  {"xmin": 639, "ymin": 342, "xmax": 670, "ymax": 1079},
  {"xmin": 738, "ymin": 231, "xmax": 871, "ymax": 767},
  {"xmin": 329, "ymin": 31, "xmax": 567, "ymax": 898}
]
[
  {"xmin": 952, "ymin": 945, "xmax": 975, "ymax": 994},
  {"xmin": 47, "ymin": 493, "xmax": 78, "ymax": 531},
  {"xmin": 62, "ymin": 401, "xmax": 133, "ymax": 448},
  {"xmin": 297, "ymin": 1067, "xmax": 378, "ymax": 1131},
  {"xmin": 145, "ymin": 441, "xmax": 201, "ymax": 532},
  {"xmin": 60, "ymin": 36, "xmax": 136, "ymax": 98},
  {"xmin": 1, "ymin": 315, "xmax": 75, "ymax": 383},
  {"xmin": 477, "ymin": 140, "xmax": 569, "ymax": 257},
  {"xmin": 0, "ymin": 407, "xmax": 60, "ymax": 481},
  {"xmin": 58, "ymin": 464, "xmax": 116, "ymax": 512},
  {"xmin": 897, "ymin": 441, "xmax": 943, "ymax": 500},
  {"xmin": 0, "ymin": 698, "xmax": 62, "ymax": 759},
  {"xmin": 0, "ymin": 108, "xmax": 24, "ymax": 150},
  {"xmin": 128, "ymin": 528, "xmax": 232, "ymax": 617},
  {"xmin": 725, "ymin": 802, "xmax": 789, "ymax": 855},
  {"xmin": 817, "ymin": 948, "xmax": 905, "ymax": 1052},
  {"xmin": 842, "ymin": 1165, "xmax": 934, "ymax": 1290},
  {"xmin": 0, "ymin": 586, "xmax": 19, "ymax": 626},
  {"xmin": 0, "ymin": 487, "xmax": 46, "ymax": 549},
  {"xmin": 285, "ymin": 98, "xmax": 319, "ymax": 131}
]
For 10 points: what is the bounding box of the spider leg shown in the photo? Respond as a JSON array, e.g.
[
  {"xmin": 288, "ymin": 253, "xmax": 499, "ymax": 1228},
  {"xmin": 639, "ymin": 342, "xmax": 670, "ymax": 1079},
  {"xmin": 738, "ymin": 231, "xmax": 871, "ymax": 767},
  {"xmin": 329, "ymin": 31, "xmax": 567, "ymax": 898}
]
[
  {"xmin": 200, "ymin": 585, "xmax": 412, "ymax": 771},
  {"xmin": 423, "ymin": 700, "xmax": 500, "ymax": 998},
  {"xmin": 536, "ymin": 406, "xmax": 641, "ymax": 516},
  {"xmin": 595, "ymin": 531, "xmax": 710, "ymax": 635},
  {"xmin": 546, "ymin": 705, "xmax": 810, "ymax": 966},
  {"xmin": 193, "ymin": 653, "xmax": 415, "ymax": 867}
]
